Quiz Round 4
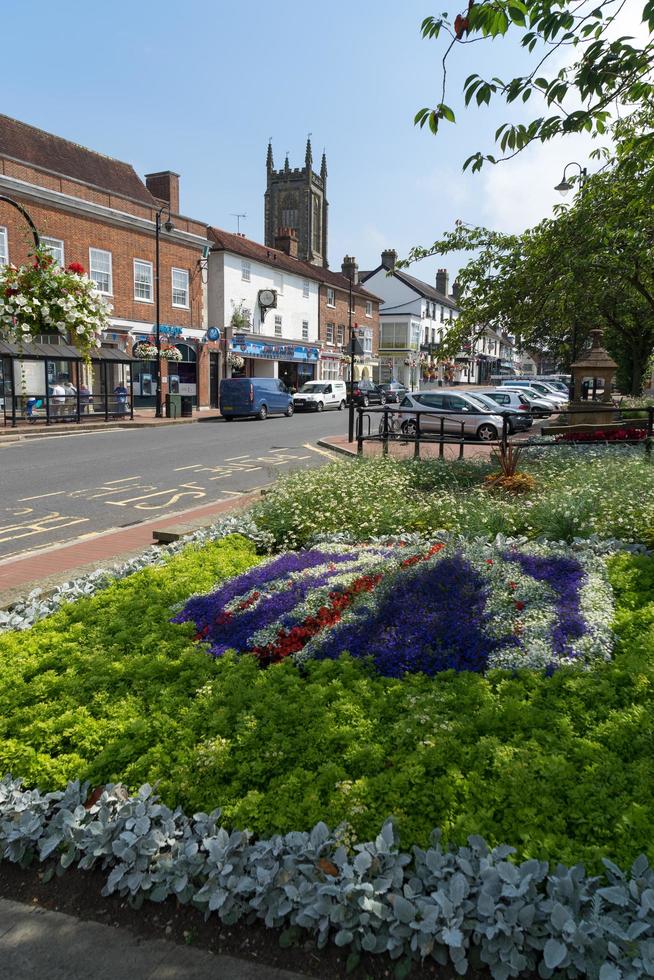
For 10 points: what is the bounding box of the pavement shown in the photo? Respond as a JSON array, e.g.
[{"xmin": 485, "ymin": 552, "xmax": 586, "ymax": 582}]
[
  {"xmin": 0, "ymin": 898, "xmax": 309, "ymax": 980},
  {"xmin": 319, "ymin": 431, "xmax": 500, "ymax": 461}
]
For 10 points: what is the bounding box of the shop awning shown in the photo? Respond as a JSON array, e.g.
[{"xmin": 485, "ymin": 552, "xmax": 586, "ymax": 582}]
[{"xmin": 0, "ymin": 340, "xmax": 133, "ymax": 362}]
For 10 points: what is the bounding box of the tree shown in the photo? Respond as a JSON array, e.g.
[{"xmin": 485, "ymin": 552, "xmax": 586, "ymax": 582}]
[
  {"xmin": 402, "ymin": 114, "xmax": 654, "ymax": 392},
  {"xmin": 415, "ymin": 0, "xmax": 654, "ymax": 171}
]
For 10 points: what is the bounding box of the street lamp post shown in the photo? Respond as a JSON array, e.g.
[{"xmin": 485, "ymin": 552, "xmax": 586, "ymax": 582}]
[
  {"xmin": 0, "ymin": 196, "xmax": 40, "ymax": 250},
  {"xmin": 553, "ymin": 162, "xmax": 588, "ymax": 395},
  {"xmin": 348, "ymin": 273, "xmax": 356, "ymax": 443},
  {"xmin": 154, "ymin": 205, "xmax": 174, "ymax": 418}
]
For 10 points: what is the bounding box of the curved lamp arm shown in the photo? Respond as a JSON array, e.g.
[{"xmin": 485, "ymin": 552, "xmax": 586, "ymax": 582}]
[{"xmin": 0, "ymin": 195, "xmax": 40, "ymax": 248}]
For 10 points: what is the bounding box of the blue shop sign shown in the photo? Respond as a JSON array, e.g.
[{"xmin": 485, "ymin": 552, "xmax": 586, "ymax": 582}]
[
  {"xmin": 160, "ymin": 324, "xmax": 183, "ymax": 338},
  {"xmin": 230, "ymin": 336, "xmax": 319, "ymax": 362}
]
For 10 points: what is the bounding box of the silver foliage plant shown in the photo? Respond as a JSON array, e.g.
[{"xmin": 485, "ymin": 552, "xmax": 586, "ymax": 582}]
[{"xmin": 2, "ymin": 777, "xmax": 654, "ymax": 979}]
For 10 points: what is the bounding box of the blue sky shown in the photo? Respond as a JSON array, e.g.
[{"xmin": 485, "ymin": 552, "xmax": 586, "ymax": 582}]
[{"xmin": 2, "ymin": 0, "xmax": 611, "ymax": 281}]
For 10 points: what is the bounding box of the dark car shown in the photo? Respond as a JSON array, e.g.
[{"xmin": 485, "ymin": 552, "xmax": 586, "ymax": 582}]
[
  {"xmin": 377, "ymin": 382, "xmax": 409, "ymax": 404},
  {"xmin": 348, "ymin": 380, "xmax": 387, "ymax": 407}
]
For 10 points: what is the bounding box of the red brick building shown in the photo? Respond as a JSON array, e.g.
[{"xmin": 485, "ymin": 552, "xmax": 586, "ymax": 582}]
[
  {"xmin": 0, "ymin": 115, "xmax": 215, "ymax": 408},
  {"xmin": 317, "ymin": 256, "xmax": 380, "ymax": 382}
]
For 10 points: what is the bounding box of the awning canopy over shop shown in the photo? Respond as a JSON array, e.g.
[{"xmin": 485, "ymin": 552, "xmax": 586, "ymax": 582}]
[{"xmin": 0, "ymin": 340, "xmax": 133, "ymax": 363}]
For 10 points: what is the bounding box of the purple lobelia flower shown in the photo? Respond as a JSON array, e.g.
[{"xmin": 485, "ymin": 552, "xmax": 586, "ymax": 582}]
[
  {"xmin": 503, "ymin": 551, "xmax": 587, "ymax": 659},
  {"xmin": 314, "ymin": 553, "xmax": 517, "ymax": 678}
]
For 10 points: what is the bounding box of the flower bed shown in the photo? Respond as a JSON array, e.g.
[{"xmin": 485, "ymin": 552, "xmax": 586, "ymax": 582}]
[
  {"xmin": 3, "ymin": 777, "xmax": 654, "ymax": 980},
  {"xmin": 555, "ymin": 427, "xmax": 646, "ymax": 443},
  {"xmin": 175, "ymin": 540, "xmax": 614, "ymax": 676}
]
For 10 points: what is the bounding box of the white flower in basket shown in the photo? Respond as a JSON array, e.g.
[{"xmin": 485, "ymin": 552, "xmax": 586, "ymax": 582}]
[
  {"xmin": 132, "ymin": 341, "xmax": 159, "ymax": 359},
  {"xmin": 227, "ymin": 351, "xmax": 245, "ymax": 369},
  {"xmin": 160, "ymin": 345, "xmax": 183, "ymax": 361}
]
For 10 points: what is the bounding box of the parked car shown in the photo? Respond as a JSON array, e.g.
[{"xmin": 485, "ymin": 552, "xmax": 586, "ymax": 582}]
[
  {"xmin": 348, "ymin": 380, "xmax": 387, "ymax": 407},
  {"xmin": 397, "ymin": 390, "xmax": 504, "ymax": 441},
  {"xmin": 500, "ymin": 380, "xmax": 567, "ymax": 409},
  {"xmin": 293, "ymin": 380, "xmax": 347, "ymax": 412},
  {"xmin": 537, "ymin": 378, "xmax": 570, "ymax": 394},
  {"xmin": 468, "ymin": 391, "xmax": 533, "ymax": 432},
  {"xmin": 479, "ymin": 387, "xmax": 553, "ymax": 418},
  {"xmin": 220, "ymin": 377, "xmax": 294, "ymax": 420},
  {"xmin": 376, "ymin": 381, "xmax": 409, "ymax": 404}
]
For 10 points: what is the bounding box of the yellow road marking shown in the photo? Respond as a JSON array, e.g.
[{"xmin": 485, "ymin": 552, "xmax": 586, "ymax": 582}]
[{"xmin": 303, "ymin": 442, "xmax": 337, "ymax": 460}]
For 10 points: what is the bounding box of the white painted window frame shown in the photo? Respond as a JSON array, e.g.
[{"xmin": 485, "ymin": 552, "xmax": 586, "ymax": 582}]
[
  {"xmin": 41, "ymin": 236, "xmax": 65, "ymax": 266},
  {"xmin": 133, "ymin": 259, "xmax": 154, "ymax": 303},
  {"xmin": 172, "ymin": 267, "xmax": 190, "ymax": 308},
  {"xmin": 89, "ymin": 247, "xmax": 113, "ymax": 295}
]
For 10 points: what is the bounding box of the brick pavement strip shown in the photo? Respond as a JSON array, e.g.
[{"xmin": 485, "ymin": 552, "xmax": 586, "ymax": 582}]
[
  {"xmin": 0, "ymin": 491, "xmax": 263, "ymax": 604},
  {"xmin": 0, "ymin": 898, "xmax": 309, "ymax": 980}
]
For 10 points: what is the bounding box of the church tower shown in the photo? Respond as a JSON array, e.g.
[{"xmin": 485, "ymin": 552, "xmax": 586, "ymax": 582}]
[{"xmin": 264, "ymin": 138, "xmax": 329, "ymax": 267}]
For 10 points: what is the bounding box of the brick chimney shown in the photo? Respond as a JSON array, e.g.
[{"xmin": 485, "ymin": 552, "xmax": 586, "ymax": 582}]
[
  {"xmin": 274, "ymin": 227, "xmax": 299, "ymax": 258},
  {"xmin": 341, "ymin": 255, "xmax": 359, "ymax": 285},
  {"xmin": 145, "ymin": 171, "xmax": 180, "ymax": 214},
  {"xmin": 381, "ymin": 249, "xmax": 397, "ymax": 270},
  {"xmin": 436, "ymin": 268, "xmax": 450, "ymax": 296},
  {"xmin": 452, "ymin": 278, "xmax": 461, "ymax": 302}
]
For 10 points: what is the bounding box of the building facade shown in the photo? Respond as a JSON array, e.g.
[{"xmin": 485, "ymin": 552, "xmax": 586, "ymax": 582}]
[
  {"xmin": 207, "ymin": 228, "xmax": 381, "ymax": 388},
  {"xmin": 318, "ymin": 256, "xmax": 380, "ymax": 383},
  {"xmin": 0, "ymin": 114, "xmax": 215, "ymax": 409},
  {"xmin": 264, "ymin": 139, "xmax": 328, "ymax": 268}
]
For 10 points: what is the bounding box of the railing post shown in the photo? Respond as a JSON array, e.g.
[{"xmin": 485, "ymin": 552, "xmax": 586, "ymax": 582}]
[
  {"xmin": 501, "ymin": 412, "xmax": 509, "ymax": 453},
  {"xmin": 382, "ymin": 408, "xmax": 389, "ymax": 456},
  {"xmin": 647, "ymin": 406, "xmax": 653, "ymax": 458},
  {"xmin": 439, "ymin": 416, "xmax": 444, "ymax": 459},
  {"xmin": 459, "ymin": 419, "xmax": 465, "ymax": 459},
  {"xmin": 357, "ymin": 406, "xmax": 363, "ymax": 456},
  {"xmin": 414, "ymin": 411, "xmax": 421, "ymax": 459}
]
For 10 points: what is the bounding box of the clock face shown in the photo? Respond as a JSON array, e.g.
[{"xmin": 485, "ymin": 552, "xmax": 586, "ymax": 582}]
[{"xmin": 259, "ymin": 289, "xmax": 275, "ymax": 307}]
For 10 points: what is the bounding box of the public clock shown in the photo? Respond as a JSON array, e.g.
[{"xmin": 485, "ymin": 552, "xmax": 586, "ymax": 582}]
[{"xmin": 258, "ymin": 289, "xmax": 276, "ymax": 308}]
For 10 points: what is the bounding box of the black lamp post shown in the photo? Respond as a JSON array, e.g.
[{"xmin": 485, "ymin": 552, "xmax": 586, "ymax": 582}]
[
  {"xmin": 553, "ymin": 162, "xmax": 588, "ymax": 393},
  {"xmin": 347, "ymin": 273, "xmax": 356, "ymax": 443},
  {"xmin": 154, "ymin": 204, "xmax": 174, "ymax": 418},
  {"xmin": 554, "ymin": 162, "xmax": 587, "ymax": 198},
  {"xmin": 0, "ymin": 195, "xmax": 40, "ymax": 249}
]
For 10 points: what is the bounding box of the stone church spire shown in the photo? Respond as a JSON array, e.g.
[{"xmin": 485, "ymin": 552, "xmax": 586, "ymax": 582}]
[
  {"xmin": 305, "ymin": 136, "xmax": 313, "ymax": 170},
  {"xmin": 266, "ymin": 140, "xmax": 274, "ymax": 174},
  {"xmin": 321, "ymin": 150, "xmax": 327, "ymax": 180}
]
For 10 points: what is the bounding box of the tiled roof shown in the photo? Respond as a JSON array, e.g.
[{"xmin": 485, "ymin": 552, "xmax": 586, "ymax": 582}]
[
  {"xmin": 0, "ymin": 114, "xmax": 155, "ymax": 206},
  {"xmin": 361, "ymin": 265, "xmax": 459, "ymax": 310},
  {"xmin": 208, "ymin": 227, "xmax": 382, "ymax": 302}
]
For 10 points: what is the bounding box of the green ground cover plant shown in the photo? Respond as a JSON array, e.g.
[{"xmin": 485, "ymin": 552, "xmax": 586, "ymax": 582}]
[
  {"xmin": 1, "ymin": 528, "xmax": 654, "ymax": 871},
  {"xmin": 251, "ymin": 450, "xmax": 654, "ymax": 548}
]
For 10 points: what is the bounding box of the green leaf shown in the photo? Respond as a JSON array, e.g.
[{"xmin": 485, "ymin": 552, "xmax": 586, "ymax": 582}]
[{"xmin": 346, "ymin": 952, "xmax": 361, "ymax": 974}]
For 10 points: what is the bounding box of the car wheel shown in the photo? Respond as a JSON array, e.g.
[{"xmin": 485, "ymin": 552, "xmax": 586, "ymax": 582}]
[
  {"xmin": 362, "ymin": 395, "xmax": 369, "ymax": 408},
  {"xmin": 401, "ymin": 419, "xmax": 417, "ymax": 436},
  {"xmin": 338, "ymin": 399, "xmax": 346, "ymax": 411},
  {"xmin": 258, "ymin": 404, "xmax": 268, "ymax": 421},
  {"xmin": 223, "ymin": 416, "xmax": 235, "ymax": 422},
  {"xmin": 477, "ymin": 423, "xmax": 498, "ymax": 441},
  {"xmin": 316, "ymin": 401, "xmax": 324, "ymax": 412},
  {"xmin": 285, "ymin": 403, "xmax": 294, "ymax": 417}
]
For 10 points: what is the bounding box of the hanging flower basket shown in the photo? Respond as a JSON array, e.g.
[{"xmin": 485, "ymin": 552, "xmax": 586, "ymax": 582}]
[
  {"xmin": 160, "ymin": 345, "xmax": 182, "ymax": 362},
  {"xmin": 0, "ymin": 247, "xmax": 111, "ymax": 361},
  {"xmin": 132, "ymin": 341, "xmax": 159, "ymax": 360},
  {"xmin": 227, "ymin": 351, "xmax": 245, "ymax": 369}
]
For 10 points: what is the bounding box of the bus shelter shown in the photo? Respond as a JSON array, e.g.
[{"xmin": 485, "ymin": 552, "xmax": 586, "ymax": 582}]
[{"xmin": 0, "ymin": 341, "xmax": 135, "ymax": 427}]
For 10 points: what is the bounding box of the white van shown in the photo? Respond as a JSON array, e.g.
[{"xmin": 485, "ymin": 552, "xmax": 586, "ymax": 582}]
[{"xmin": 293, "ymin": 380, "xmax": 347, "ymax": 412}]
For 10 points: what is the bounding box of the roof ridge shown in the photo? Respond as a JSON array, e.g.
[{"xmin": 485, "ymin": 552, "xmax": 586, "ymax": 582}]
[{"xmin": 0, "ymin": 114, "xmax": 137, "ymax": 169}]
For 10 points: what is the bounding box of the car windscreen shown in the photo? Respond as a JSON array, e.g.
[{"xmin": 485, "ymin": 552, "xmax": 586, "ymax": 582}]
[{"xmin": 299, "ymin": 384, "xmax": 328, "ymax": 393}]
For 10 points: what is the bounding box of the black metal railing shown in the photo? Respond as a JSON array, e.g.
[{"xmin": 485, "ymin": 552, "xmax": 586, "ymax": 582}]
[{"xmin": 355, "ymin": 405, "xmax": 654, "ymax": 459}]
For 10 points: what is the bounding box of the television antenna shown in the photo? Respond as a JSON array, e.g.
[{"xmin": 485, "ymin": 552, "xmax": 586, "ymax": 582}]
[{"xmin": 230, "ymin": 212, "xmax": 247, "ymax": 234}]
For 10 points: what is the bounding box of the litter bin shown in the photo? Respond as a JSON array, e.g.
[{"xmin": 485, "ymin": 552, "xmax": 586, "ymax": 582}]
[
  {"xmin": 180, "ymin": 395, "xmax": 193, "ymax": 418},
  {"xmin": 166, "ymin": 393, "xmax": 181, "ymax": 418}
]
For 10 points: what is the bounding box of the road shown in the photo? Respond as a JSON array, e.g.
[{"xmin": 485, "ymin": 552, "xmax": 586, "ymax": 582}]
[{"xmin": 0, "ymin": 412, "xmax": 344, "ymax": 560}]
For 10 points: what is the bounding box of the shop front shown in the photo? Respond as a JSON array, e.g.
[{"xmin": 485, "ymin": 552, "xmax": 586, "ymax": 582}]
[
  {"xmin": 130, "ymin": 326, "xmax": 202, "ymax": 408},
  {"xmin": 228, "ymin": 335, "xmax": 320, "ymax": 392}
]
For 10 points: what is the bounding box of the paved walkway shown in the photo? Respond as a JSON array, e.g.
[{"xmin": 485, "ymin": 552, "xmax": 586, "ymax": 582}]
[
  {"xmin": 0, "ymin": 491, "xmax": 261, "ymax": 603},
  {"xmin": 319, "ymin": 432, "xmax": 499, "ymax": 461},
  {"xmin": 0, "ymin": 898, "xmax": 308, "ymax": 980},
  {"xmin": 0, "ymin": 409, "xmax": 223, "ymax": 444}
]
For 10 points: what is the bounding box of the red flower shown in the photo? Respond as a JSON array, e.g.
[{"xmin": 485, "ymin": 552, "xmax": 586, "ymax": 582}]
[
  {"xmin": 486, "ymin": 559, "xmax": 494, "ymax": 565},
  {"xmin": 508, "ymin": 581, "xmax": 517, "ymax": 590},
  {"xmin": 515, "ymin": 600, "xmax": 525, "ymax": 611},
  {"xmin": 67, "ymin": 261, "xmax": 85, "ymax": 275}
]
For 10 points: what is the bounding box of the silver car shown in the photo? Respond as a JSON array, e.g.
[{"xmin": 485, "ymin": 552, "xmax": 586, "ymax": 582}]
[
  {"xmin": 480, "ymin": 387, "xmax": 554, "ymax": 417},
  {"xmin": 397, "ymin": 390, "xmax": 504, "ymax": 441},
  {"xmin": 501, "ymin": 381, "xmax": 567, "ymax": 409}
]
